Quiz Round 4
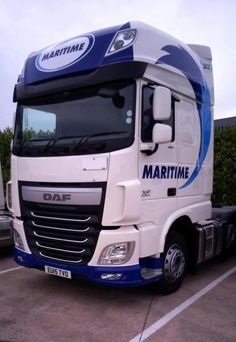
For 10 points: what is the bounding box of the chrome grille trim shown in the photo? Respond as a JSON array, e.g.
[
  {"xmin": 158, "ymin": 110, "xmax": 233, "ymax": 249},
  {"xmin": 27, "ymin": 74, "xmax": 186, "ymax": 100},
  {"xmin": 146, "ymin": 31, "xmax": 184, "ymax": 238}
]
[
  {"xmin": 39, "ymin": 252, "xmax": 83, "ymax": 264},
  {"xmin": 33, "ymin": 231, "xmax": 88, "ymax": 244},
  {"xmin": 31, "ymin": 211, "xmax": 91, "ymax": 222},
  {"xmin": 32, "ymin": 221, "xmax": 90, "ymax": 233},
  {"xmin": 35, "ymin": 241, "xmax": 86, "ymax": 254}
]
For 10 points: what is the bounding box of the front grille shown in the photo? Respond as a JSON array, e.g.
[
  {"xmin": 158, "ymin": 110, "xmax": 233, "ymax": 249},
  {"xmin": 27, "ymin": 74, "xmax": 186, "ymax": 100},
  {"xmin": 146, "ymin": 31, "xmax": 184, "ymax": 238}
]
[
  {"xmin": 19, "ymin": 181, "xmax": 109, "ymax": 266},
  {"xmin": 24, "ymin": 216, "xmax": 100, "ymax": 265},
  {"xmin": 30, "ymin": 209, "xmax": 99, "ymax": 224}
]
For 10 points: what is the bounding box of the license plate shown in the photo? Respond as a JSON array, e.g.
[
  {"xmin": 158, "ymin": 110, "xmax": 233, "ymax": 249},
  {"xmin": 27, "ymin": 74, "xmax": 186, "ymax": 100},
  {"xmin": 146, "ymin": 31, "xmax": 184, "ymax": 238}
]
[{"xmin": 45, "ymin": 266, "xmax": 72, "ymax": 279}]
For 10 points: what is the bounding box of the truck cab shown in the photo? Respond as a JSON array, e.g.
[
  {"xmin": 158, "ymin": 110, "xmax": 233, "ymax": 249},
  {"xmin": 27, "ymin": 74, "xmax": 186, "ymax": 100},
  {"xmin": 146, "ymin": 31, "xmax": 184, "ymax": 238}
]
[{"xmin": 10, "ymin": 22, "xmax": 235, "ymax": 293}]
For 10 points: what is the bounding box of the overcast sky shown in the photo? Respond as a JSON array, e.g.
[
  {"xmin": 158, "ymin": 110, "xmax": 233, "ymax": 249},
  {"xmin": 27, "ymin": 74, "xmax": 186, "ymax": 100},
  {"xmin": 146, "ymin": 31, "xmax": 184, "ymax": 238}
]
[{"xmin": 0, "ymin": 0, "xmax": 235, "ymax": 130}]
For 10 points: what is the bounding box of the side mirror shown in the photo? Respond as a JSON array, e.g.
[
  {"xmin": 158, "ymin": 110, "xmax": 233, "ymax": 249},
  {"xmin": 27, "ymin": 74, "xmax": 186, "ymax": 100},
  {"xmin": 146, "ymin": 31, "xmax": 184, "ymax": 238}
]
[
  {"xmin": 152, "ymin": 123, "xmax": 172, "ymax": 144},
  {"xmin": 153, "ymin": 86, "xmax": 171, "ymax": 121}
]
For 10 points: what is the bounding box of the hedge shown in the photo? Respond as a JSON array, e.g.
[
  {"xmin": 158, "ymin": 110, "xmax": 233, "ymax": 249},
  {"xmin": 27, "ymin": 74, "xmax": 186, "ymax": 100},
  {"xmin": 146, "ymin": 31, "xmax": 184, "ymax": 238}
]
[{"xmin": 212, "ymin": 125, "xmax": 236, "ymax": 206}]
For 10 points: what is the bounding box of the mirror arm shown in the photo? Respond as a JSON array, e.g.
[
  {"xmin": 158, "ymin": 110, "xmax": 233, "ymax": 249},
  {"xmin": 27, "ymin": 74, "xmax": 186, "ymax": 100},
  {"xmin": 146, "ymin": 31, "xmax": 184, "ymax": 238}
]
[{"xmin": 141, "ymin": 144, "xmax": 159, "ymax": 156}]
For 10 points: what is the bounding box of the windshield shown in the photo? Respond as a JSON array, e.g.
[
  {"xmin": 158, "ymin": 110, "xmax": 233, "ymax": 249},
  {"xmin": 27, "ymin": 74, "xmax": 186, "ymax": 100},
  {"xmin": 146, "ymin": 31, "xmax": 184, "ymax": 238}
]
[{"xmin": 13, "ymin": 80, "xmax": 136, "ymax": 156}]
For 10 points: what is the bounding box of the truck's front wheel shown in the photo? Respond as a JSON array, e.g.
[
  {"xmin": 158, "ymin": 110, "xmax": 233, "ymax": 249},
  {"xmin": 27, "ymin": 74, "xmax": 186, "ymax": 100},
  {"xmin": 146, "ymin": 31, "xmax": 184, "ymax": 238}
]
[{"xmin": 155, "ymin": 232, "xmax": 187, "ymax": 295}]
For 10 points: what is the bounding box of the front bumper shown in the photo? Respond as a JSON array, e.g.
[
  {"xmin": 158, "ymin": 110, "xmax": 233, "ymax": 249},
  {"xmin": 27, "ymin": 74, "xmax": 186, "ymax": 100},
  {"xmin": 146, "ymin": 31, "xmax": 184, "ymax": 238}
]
[{"xmin": 14, "ymin": 247, "xmax": 163, "ymax": 286}]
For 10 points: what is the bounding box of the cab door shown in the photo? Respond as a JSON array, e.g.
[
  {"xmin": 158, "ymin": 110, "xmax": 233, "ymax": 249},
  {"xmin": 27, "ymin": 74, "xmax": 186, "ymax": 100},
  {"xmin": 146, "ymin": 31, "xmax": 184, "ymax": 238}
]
[{"xmin": 138, "ymin": 82, "xmax": 177, "ymax": 202}]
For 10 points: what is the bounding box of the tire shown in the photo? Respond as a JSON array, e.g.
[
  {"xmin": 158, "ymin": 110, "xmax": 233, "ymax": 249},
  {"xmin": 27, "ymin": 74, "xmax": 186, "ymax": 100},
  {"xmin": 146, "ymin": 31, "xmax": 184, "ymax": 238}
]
[
  {"xmin": 155, "ymin": 232, "xmax": 188, "ymax": 295},
  {"xmin": 223, "ymin": 222, "xmax": 236, "ymax": 256}
]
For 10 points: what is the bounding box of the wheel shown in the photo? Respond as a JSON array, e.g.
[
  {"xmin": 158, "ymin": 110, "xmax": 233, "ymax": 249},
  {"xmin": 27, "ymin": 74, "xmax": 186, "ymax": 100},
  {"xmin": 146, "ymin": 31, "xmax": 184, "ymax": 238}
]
[
  {"xmin": 155, "ymin": 232, "xmax": 188, "ymax": 295},
  {"xmin": 223, "ymin": 222, "xmax": 236, "ymax": 256}
]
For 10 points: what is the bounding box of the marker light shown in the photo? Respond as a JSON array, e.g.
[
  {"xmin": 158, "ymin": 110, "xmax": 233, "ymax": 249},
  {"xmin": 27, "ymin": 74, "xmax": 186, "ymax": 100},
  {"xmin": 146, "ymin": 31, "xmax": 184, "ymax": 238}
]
[
  {"xmin": 98, "ymin": 242, "xmax": 135, "ymax": 265},
  {"xmin": 6, "ymin": 181, "xmax": 12, "ymax": 211},
  {"xmin": 14, "ymin": 230, "xmax": 25, "ymax": 251},
  {"xmin": 106, "ymin": 29, "xmax": 137, "ymax": 56}
]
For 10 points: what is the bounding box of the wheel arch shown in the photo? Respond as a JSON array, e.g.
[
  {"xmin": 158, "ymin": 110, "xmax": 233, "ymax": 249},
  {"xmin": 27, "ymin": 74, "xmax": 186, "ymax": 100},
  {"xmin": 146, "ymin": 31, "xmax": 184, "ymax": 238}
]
[
  {"xmin": 159, "ymin": 201, "xmax": 211, "ymax": 255},
  {"xmin": 160, "ymin": 214, "xmax": 196, "ymax": 269}
]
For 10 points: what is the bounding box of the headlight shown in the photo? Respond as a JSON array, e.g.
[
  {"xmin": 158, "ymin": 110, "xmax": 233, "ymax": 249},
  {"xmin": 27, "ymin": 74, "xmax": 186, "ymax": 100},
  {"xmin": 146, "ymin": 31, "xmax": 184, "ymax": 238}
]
[
  {"xmin": 98, "ymin": 241, "xmax": 135, "ymax": 265},
  {"xmin": 106, "ymin": 29, "xmax": 137, "ymax": 56},
  {"xmin": 14, "ymin": 230, "xmax": 25, "ymax": 251}
]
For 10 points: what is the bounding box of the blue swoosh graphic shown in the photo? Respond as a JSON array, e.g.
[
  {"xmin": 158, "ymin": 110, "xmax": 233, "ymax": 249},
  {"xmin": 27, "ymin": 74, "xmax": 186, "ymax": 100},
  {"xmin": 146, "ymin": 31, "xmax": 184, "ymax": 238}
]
[{"xmin": 156, "ymin": 45, "xmax": 211, "ymax": 189}]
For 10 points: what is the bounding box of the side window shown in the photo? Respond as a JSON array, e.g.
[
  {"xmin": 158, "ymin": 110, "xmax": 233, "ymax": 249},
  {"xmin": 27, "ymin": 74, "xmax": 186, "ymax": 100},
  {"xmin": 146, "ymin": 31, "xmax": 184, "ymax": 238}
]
[
  {"xmin": 141, "ymin": 86, "xmax": 155, "ymax": 142},
  {"xmin": 141, "ymin": 85, "xmax": 175, "ymax": 142}
]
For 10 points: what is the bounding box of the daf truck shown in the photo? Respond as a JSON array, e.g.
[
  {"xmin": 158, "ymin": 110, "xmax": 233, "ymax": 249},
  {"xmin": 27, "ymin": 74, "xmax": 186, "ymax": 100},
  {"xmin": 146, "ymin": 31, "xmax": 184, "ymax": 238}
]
[{"xmin": 10, "ymin": 22, "xmax": 236, "ymax": 293}]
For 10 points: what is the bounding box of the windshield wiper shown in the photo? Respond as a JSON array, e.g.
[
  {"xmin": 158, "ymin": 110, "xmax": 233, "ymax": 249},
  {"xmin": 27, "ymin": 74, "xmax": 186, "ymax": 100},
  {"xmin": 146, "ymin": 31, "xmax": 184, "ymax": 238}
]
[
  {"xmin": 19, "ymin": 138, "xmax": 69, "ymax": 155},
  {"xmin": 73, "ymin": 131, "xmax": 126, "ymax": 152},
  {"xmin": 17, "ymin": 138, "xmax": 50, "ymax": 155},
  {"xmin": 43, "ymin": 135, "xmax": 84, "ymax": 153},
  {"xmin": 20, "ymin": 131, "xmax": 126, "ymax": 155}
]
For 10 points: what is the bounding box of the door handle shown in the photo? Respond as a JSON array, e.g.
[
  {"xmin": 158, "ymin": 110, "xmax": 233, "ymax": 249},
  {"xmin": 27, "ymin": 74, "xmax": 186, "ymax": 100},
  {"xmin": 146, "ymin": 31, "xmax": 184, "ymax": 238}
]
[{"xmin": 168, "ymin": 188, "xmax": 176, "ymax": 197}]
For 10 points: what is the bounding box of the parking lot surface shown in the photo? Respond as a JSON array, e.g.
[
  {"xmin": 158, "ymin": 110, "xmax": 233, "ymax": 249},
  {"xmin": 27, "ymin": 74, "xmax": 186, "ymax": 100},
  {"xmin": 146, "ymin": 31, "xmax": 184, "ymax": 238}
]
[{"xmin": 0, "ymin": 247, "xmax": 236, "ymax": 342}]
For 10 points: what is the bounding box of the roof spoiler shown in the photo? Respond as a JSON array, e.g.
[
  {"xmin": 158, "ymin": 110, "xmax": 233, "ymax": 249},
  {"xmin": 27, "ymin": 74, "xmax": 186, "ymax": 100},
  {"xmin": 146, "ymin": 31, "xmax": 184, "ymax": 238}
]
[{"xmin": 187, "ymin": 44, "xmax": 212, "ymax": 60}]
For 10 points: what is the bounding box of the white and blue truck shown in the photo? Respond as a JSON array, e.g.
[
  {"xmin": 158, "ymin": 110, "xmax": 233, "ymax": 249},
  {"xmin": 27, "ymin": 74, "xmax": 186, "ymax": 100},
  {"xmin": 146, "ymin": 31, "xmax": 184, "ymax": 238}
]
[{"xmin": 10, "ymin": 22, "xmax": 235, "ymax": 293}]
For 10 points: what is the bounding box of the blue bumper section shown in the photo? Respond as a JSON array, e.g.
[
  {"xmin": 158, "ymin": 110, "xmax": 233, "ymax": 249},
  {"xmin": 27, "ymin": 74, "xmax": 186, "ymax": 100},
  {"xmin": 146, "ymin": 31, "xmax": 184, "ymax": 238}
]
[{"xmin": 14, "ymin": 248, "xmax": 163, "ymax": 286}]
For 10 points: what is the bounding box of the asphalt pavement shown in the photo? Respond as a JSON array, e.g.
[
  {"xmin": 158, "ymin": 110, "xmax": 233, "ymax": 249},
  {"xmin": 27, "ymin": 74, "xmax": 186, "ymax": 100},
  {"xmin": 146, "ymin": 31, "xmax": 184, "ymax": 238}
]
[{"xmin": 0, "ymin": 247, "xmax": 236, "ymax": 342}]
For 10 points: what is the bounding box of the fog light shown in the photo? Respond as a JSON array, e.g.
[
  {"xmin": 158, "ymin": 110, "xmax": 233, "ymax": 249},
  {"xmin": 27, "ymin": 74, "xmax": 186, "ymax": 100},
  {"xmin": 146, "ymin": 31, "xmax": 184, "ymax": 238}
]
[
  {"xmin": 98, "ymin": 242, "xmax": 135, "ymax": 265},
  {"xmin": 17, "ymin": 255, "xmax": 24, "ymax": 262},
  {"xmin": 14, "ymin": 230, "xmax": 25, "ymax": 251},
  {"xmin": 101, "ymin": 273, "xmax": 123, "ymax": 280}
]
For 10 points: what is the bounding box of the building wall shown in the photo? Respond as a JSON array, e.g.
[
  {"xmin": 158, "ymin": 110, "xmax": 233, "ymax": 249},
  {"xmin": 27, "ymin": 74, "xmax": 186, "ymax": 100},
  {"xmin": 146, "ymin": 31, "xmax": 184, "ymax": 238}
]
[{"xmin": 214, "ymin": 116, "xmax": 236, "ymax": 131}]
